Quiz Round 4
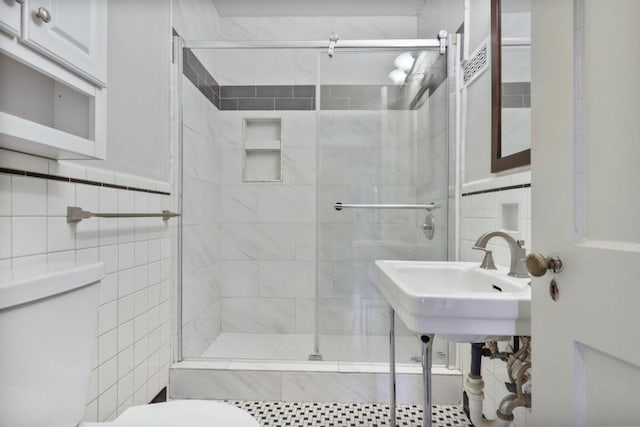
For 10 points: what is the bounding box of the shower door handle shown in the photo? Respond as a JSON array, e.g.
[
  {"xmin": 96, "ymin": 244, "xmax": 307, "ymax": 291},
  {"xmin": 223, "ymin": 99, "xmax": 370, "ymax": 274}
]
[{"xmin": 334, "ymin": 202, "xmax": 440, "ymax": 211}]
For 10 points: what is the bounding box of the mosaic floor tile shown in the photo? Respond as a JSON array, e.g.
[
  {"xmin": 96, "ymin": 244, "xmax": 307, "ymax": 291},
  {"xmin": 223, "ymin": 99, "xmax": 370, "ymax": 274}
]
[{"xmin": 225, "ymin": 400, "xmax": 473, "ymax": 427}]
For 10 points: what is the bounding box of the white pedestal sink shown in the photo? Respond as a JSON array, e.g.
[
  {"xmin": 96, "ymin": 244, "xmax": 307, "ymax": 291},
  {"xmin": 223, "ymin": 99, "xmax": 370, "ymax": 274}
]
[
  {"xmin": 374, "ymin": 260, "xmax": 531, "ymax": 427},
  {"xmin": 375, "ymin": 260, "xmax": 531, "ymax": 342}
]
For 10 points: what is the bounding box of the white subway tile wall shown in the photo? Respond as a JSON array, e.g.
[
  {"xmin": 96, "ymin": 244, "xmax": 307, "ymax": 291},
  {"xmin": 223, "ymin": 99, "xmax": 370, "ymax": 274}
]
[
  {"xmin": 459, "ymin": 187, "xmax": 531, "ymax": 268},
  {"xmin": 0, "ymin": 156, "xmax": 173, "ymax": 423},
  {"xmin": 458, "ymin": 184, "xmax": 531, "ymax": 427}
]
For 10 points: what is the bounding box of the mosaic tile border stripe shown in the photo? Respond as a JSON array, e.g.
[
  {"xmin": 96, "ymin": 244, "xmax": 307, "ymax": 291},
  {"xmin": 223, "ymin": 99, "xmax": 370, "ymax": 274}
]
[
  {"xmin": 220, "ymin": 85, "xmax": 316, "ymax": 111},
  {"xmin": 502, "ymin": 82, "xmax": 531, "ymax": 108},
  {"xmin": 0, "ymin": 167, "xmax": 171, "ymax": 195},
  {"xmin": 461, "ymin": 182, "xmax": 531, "ymax": 197},
  {"xmin": 181, "ymin": 46, "xmax": 446, "ymax": 112},
  {"xmin": 181, "ymin": 48, "xmax": 316, "ymax": 111}
]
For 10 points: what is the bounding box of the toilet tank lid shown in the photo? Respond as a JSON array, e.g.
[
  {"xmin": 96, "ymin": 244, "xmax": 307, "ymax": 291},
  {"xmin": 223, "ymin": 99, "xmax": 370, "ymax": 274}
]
[{"xmin": 0, "ymin": 262, "xmax": 105, "ymax": 310}]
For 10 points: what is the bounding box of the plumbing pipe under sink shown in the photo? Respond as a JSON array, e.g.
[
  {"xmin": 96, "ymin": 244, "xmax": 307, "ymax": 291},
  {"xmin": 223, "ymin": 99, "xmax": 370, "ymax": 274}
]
[{"xmin": 465, "ymin": 337, "xmax": 532, "ymax": 426}]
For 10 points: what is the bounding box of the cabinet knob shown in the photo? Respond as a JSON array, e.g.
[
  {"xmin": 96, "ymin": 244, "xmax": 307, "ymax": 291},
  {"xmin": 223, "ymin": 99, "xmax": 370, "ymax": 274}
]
[{"xmin": 36, "ymin": 7, "xmax": 51, "ymax": 23}]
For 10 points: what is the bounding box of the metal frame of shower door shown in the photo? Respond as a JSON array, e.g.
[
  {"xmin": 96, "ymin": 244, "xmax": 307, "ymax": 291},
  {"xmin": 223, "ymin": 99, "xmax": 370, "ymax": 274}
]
[
  {"xmin": 446, "ymin": 33, "xmax": 462, "ymax": 371},
  {"xmin": 182, "ymin": 39, "xmax": 442, "ymax": 50},
  {"xmin": 171, "ymin": 35, "xmax": 185, "ymax": 363}
]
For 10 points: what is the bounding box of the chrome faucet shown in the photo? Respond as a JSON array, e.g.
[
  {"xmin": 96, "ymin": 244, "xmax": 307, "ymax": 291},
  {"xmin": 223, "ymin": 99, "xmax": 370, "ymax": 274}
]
[{"xmin": 473, "ymin": 231, "xmax": 529, "ymax": 278}]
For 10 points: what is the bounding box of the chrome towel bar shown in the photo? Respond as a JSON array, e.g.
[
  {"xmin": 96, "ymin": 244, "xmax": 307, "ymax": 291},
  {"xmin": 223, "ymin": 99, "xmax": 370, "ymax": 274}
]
[
  {"xmin": 334, "ymin": 202, "xmax": 440, "ymax": 211},
  {"xmin": 67, "ymin": 206, "xmax": 180, "ymax": 223}
]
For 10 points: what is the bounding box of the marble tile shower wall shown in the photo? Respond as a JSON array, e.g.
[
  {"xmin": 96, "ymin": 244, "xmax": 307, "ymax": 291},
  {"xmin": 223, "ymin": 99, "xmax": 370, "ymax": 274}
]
[
  {"xmin": 416, "ymin": 81, "xmax": 449, "ymax": 263},
  {"xmin": 317, "ymin": 108, "xmax": 433, "ymax": 337},
  {"xmin": 173, "ymin": 0, "xmax": 427, "ymax": 344},
  {"xmin": 0, "ymin": 153, "xmax": 173, "ymax": 422},
  {"xmin": 217, "ymin": 109, "xmax": 317, "ymax": 335},
  {"xmin": 181, "ymin": 76, "xmax": 223, "ymax": 358}
]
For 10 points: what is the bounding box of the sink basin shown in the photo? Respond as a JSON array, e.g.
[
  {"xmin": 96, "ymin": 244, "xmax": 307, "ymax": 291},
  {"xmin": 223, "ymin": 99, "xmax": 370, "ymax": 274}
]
[{"xmin": 374, "ymin": 260, "xmax": 531, "ymax": 343}]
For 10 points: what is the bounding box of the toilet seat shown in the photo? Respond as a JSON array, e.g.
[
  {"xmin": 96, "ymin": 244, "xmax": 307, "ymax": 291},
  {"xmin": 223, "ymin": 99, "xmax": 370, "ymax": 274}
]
[{"xmin": 79, "ymin": 400, "xmax": 260, "ymax": 427}]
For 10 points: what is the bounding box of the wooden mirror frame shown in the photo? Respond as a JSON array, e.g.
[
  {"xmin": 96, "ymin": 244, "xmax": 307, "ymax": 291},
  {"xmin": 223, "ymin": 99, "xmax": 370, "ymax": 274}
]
[{"xmin": 491, "ymin": 0, "xmax": 531, "ymax": 173}]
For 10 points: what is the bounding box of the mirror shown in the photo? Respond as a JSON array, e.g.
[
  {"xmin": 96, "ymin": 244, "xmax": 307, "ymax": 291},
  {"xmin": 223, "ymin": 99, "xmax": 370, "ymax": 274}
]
[{"xmin": 491, "ymin": 0, "xmax": 531, "ymax": 172}]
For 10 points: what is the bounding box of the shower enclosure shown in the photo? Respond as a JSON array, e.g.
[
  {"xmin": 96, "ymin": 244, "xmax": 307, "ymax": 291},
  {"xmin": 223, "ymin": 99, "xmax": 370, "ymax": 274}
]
[{"xmin": 175, "ymin": 35, "xmax": 454, "ymax": 371}]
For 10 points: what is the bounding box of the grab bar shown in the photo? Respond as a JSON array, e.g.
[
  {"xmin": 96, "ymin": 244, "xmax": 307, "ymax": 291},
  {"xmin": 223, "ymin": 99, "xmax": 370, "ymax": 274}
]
[
  {"xmin": 67, "ymin": 206, "xmax": 180, "ymax": 223},
  {"xmin": 334, "ymin": 202, "xmax": 440, "ymax": 211}
]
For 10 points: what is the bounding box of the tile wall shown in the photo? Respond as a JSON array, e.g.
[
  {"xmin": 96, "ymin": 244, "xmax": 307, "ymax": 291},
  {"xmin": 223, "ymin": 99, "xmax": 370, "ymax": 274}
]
[
  {"xmin": 0, "ymin": 150, "xmax": 173, "ymax": 422},
  {"xmin": 180, "ymin": 44, "xmax": 319, "ymax": 344},
  {"xmin": 174, "ymin": 0, "xmax": 455, "ymax": 364},
  {"xmin": 458, "ymin": 172, "xmax": 531, "ymax": 427},
  {"xmin": 417, "ymin": 79, "xmax": 450, "ymax": 263},
  {"xmin": 217, "ymin": 109, "xmax": 317, "ymax": 336},
  {"xmin": 170, "ymin": 362, "xmax": 462, "ymax": 405},
  {"xmin": 317, "ymin": 108, "xmax": 425, "ymax": 339},
  {"xmin": 180, "ymin": 75, "xmax": 223, "ymax": 358}
]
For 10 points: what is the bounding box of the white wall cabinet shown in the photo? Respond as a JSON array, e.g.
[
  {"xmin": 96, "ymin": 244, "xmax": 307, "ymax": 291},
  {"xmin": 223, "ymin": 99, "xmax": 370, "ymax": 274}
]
[
  {"xmin": 0, "ymin": 0, "xmax": 107, "ymax": 160},
  {"xmin": 0, "ymin": 0, "xmax": 22, "ymax": 37},
  {"xmin": 22, "ymin": 0, "xmax": 107, "ymax": 87}
]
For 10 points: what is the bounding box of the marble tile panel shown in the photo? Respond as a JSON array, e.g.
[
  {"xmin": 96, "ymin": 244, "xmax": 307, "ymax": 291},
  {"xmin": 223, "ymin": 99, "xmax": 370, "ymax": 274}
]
[
  {"xmin": 181, "ymin": 223, "xmax": 219, "ymax": 274},
  {"xmin": 318, "ymin": 223, "xmax": 356, "ymax": 262},
  {"xmin": 281, "ymin": 372, "xmax": 378, "ymax": 403},
  {"xmin": 182, "ymin": 77, "xmax": 210, "ymax": 135},
  {"xmin": 319, "ymin": 148, "xmax": 375, "ymax": 186},
  {"xmin": 220, "ymin": 223, "xmax": 295, "ymax": 261},
  {"xmin": 258, "ymin": 260, "xmax": 314, "ymax": 298},
  {"xmin": 257, "ymin": 186, "xmax": 315, "ymax": 223},
  {"xmin": 292, "ymin": 148, "xmax": 316, "ymax": 185},
  {"xmin": 182, "ymin": 268, "xmax": 218, "ymax": 324},
  {"xmin": 294, "ymin": 51, "xmax": 318, "ymax": 85},
  {"xmin": 317, "ymin": 298, "xmax": 367, "ymax": 335},
  {"xmin": 219, "ymin": 260, "xmax": 259, "ymax": 297},
  {"xmin": 294, "ymin": 223, "xmax": 315, "ymax": 261},
  {"xmin": 221, "ymin": 298, "xmax": 295, "ymax": 334},
  {"xmin": 220, "ymin": 185, "xmax": 258, "ymax": 222},
  {"xmin": 294, "ymin": 298, "xmax": 315, "ymax": 334},
  {"xmin": 281, "ymin": 112, "xmax": 316, "ymax": 147},
  {"xmin": 183, "ymin": 126, "xmax": 220, "ymax": 185},
  {"xmin": 374, "ymin": 148, "xmax": 416, "ymax": 186},
  {"xmin": 332, "ymin": 261, "xmax": 381, "ymax": 299},
  {"xmin": 170, "ymin": 369, "xmax": 281, "ymax": 401},
  {"xmin": 220, "ymin": 148, "xmax": 243, "ymax": 185}
]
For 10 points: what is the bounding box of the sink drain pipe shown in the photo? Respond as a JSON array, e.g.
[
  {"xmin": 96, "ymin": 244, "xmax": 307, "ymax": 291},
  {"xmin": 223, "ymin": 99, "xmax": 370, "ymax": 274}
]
[{"xmin": 465, "ymin": 338, "xmax": 532, "ymax": 426}]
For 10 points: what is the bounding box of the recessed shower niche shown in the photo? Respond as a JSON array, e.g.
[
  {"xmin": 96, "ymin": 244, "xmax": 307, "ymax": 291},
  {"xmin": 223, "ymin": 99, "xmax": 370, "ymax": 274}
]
[{"xmin": 242, "ymin": 118, "xmax": 282, "ymax": 182}]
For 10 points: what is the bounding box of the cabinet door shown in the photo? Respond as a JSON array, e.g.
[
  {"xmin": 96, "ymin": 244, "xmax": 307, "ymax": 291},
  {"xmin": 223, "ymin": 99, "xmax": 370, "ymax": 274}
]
[
  {"xmin": 0, "ymin": 0, "xmax": 22, "ymax": 37},
  {"xmin": 22, "ymin": 0, "xmax": 106, "ymax": 86}
]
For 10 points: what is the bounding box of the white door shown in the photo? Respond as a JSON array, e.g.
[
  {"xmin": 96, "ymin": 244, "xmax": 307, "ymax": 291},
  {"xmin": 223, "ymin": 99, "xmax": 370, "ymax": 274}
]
[
  {"xmin": 531, "ymin": 0, "xmax": 640, "ymax": 425},
  {"xmin": 0, "ymin": 0, "xmax": 21, "ymax": 37},
  {"xmin": 22, "ymin": 0, "xmax": 106, "ymax": 86}
]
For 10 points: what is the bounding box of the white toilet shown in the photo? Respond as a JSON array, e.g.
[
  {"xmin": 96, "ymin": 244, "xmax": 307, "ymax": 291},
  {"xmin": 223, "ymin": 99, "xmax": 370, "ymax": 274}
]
[{"xmin": 0, "ymin": 262, "xmax": 259, "ymax": 427}]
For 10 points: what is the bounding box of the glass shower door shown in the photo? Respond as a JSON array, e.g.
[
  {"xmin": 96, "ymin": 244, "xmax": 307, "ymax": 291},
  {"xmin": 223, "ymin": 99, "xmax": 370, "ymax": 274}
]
[{"xmin": 316, "ymin": 48, "xmax": 450, "ymax": 363}]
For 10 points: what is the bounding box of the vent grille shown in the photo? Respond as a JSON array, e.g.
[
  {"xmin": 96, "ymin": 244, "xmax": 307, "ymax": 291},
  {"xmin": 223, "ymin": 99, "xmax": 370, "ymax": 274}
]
[{"xmin": 463, "ymin": 43, "xmax": 489, "ymax": 86}]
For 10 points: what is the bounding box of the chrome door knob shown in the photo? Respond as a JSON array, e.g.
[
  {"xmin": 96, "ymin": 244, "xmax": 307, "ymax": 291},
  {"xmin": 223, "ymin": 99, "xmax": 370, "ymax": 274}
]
[
  {"xmin": 525, "ymin": 252, "xmax": 563, "ymax": 277},
  {"xmin": 36, "ymin": 7, "xmax": 51, "ymax": 23}
]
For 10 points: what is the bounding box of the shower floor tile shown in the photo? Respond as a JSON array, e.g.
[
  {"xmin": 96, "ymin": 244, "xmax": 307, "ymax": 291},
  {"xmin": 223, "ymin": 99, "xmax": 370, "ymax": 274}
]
[
  {"xmin": 226, "ymin": 400, "xmax": 473, "ymax": 427},
  {"xmin": 201, "ymin": 332, "xmax": 438, "ymax": 363}
]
